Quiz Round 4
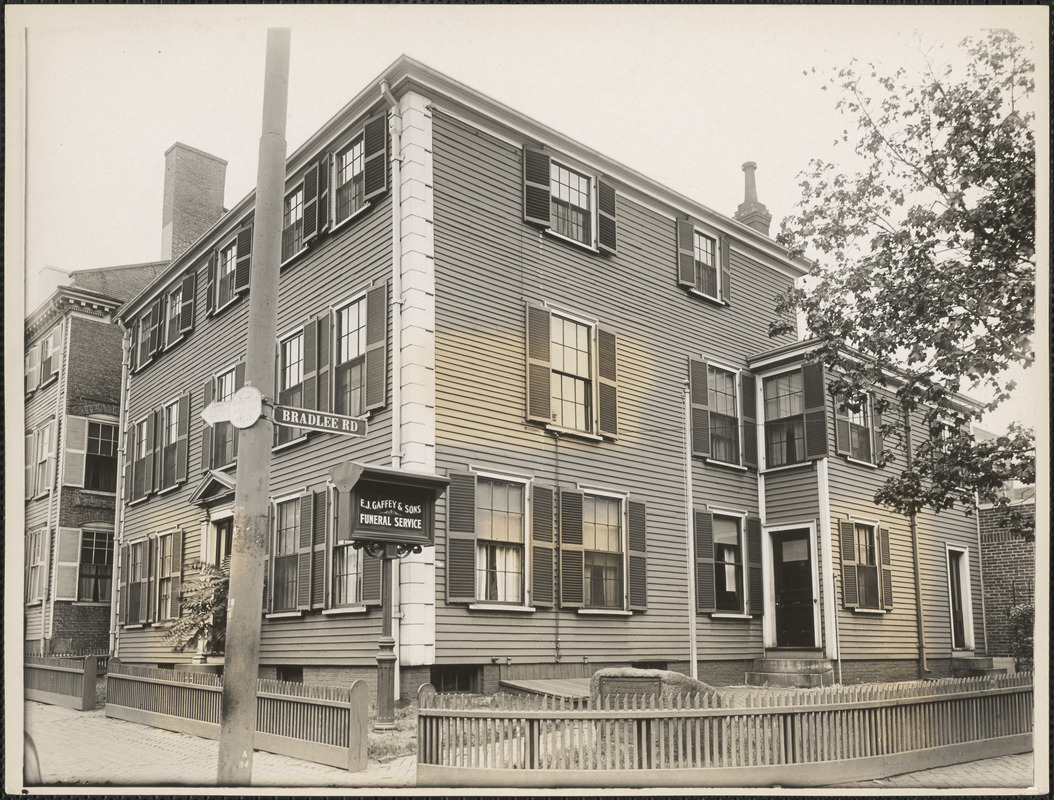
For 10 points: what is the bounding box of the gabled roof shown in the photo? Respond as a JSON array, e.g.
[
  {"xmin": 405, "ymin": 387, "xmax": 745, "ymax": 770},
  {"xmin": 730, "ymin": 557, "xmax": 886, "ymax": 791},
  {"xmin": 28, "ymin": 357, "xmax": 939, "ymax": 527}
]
[{"xmin": 188, "ymin": 470, "xmax": 237, "ymax": 506}]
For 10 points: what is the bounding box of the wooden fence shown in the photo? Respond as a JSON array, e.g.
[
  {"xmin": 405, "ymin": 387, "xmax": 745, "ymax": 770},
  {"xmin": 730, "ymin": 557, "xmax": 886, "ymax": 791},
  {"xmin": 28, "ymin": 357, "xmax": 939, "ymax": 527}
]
[
  {"xmin": 417, "ymin": 673, "xmax": 1034, "ymax": 788},
  {"xmin": 25, "ymin": 655, "xmax": 98, "ymax": 711},
  {"xmin": 105, "ymin": 660, "xmax": 368, "ymax": 771}
]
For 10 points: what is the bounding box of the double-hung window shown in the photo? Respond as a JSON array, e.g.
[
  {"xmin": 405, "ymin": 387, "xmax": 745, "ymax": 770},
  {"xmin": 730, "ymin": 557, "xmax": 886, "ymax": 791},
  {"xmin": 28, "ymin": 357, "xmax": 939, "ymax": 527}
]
[
  {"xmin": 764, "ymin": 372, "xmax": 805, "ymax": 467},
  {"xmin": 332, "ymin": 542, "xmax": 363, "ymax": 607},
  {"xmin": 853, "ymin": 523, "xmax": 880, "ymax": 609},
  {"xmin": 216, "ymin": 239, "xmax": 238, "ymax": 308},
  {"xmin": 713, "ymin": 516, "xmax": 744, "ymax": 612},
  {"xmin": 272, "ymin": 498, "xmax": 300, "ymax": 612},
  {"xmin": 475, "ymin": 479, "xmax": 526, "ymax": 604},
  {"xmin": 160, "ymin": 400, "xmax": 180, "ymax": 490},
  {"xmin": 166, "ymin": 286, "xmax": 183, "ymax": 346},
  {"xmin": 213, "ymin": 368, "xmax": 237, "ymax": 467},
  {"xmin": 522, "ymin": 146, "xmax": 617, "ymax": 253},
  {"xmin": 79, "ymin": 530, "xmax": 113, "ymax": 602},
  {"xmin": 26, "ymin": 529, "xmax": 47, "ymax": 602},
  {"xmin": 835, "ymin": 394, "xmax": 878, "ymax": 463},
  {"xmin": 35, "ymin": 424, "xmax": 52, "ymax": 496},
  {"xmin": 277, "ymin": 332, "xmax": 305, "ymax": 445},
  {"xmin": 334, "ymin": 134, "xmax": 366, "ymax": 225},
  {"xmin": 582, "ymin": 494, "xmax": 623, "ymax": 610},
  {"xmin": 86, "ymin": 422, "xmax": 118, "ymax": 492},
  {"xmin": 946, "ymin": 547, "xmax": 974, "ymax": 649},
  {"xmin": 839, "ymin": 520, "xmax": 892, "ymax": 611},
  {"xmin": 282, "ymin": 186, "xmax": 305, "ymax": 262},
  {"xmin": 335, "ymin": 297, "xmax": 366, "ymax": 417},
  {"xmin": 677, "ymin": 220, "xmax": 731, "ymax": 302},
  {"xmin": 550, "ymin": 315, "xmax": 593, "ymax": 433},
  {"xmin": 694, "ymin": 232, "xmax": 718, "ymax": 299},
  {"xmin": 708, "ymin": 367, "xmax": 740, "ymax": 465},
  {"xmin": 550, "ymin": 162, "xmax": 592, "ymax": 246},
  {"xmin": 156, "ymin": 534, "xmax": 173, "ymax": 619},
  {"xmin": 132, "ymin": 418, "xmax": 150, "ymax": 499}
]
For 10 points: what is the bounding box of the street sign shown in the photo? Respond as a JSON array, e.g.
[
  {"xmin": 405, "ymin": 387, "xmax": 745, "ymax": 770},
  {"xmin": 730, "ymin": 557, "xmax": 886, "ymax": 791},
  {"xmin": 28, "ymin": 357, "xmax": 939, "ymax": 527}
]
[
  {"xmin": 229, "ymin": 386, "xmax": 264, "ymax": 429},
  {"xmin": 200, "ymin": 400, "xmax": 231, "ymax": 427},
  {"xmin": 273, "ymin": 405, "xmax": 367, "ymax": 437}
]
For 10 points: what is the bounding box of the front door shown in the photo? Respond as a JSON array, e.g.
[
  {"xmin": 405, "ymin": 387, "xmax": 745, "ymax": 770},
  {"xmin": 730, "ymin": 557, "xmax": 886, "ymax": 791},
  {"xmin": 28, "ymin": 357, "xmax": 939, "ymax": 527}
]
[{"xmin": 772, "ymin": 529, "xmax": 815, "ymax": 647}]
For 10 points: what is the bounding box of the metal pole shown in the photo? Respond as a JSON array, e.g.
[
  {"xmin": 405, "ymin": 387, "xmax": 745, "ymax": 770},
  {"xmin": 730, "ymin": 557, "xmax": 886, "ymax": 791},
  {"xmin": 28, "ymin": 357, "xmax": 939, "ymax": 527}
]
[
  {"xmin": 375, "ymin": 545, "xmax": 397, "ymax": 730},
  {"xmin": 217, "ymin": 28, "xmax": 289, "ymax": 786}
]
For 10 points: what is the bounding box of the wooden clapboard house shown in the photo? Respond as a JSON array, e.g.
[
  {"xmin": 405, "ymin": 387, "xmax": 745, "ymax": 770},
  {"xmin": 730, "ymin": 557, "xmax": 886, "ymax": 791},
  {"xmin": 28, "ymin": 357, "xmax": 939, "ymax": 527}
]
[{"xmin": 112, "ymin": 56, "xmax": 988, "ymax": 691}]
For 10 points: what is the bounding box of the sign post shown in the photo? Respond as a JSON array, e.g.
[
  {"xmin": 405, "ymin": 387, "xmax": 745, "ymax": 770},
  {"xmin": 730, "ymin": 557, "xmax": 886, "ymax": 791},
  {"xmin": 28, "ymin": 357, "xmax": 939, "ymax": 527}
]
[
  {"xmin": 216, "ymin": 28, "xmax": 289, "ymax": 787},
  {"xmin": 330, "ymin": 461, "xmax": 448, "ymax": 730}
]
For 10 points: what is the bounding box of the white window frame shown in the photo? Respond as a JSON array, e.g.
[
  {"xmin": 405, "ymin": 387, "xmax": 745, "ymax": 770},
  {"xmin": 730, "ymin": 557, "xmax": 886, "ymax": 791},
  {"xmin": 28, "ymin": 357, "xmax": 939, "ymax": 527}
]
[
  {"xmin": 468, "ymin": 470, "xmax": 531, "ymax": 610},
  {"xmin": 844, "ymin": 394, "xmax": 875, "ymax": 465},
  {"xmin": 706, "ymin": 360, "xmax": 745, "ymax": 468},
  {"xmin": 281, "ymin": 181, "xmax": 307, "ymax": 265},
  {"xmin": 34, "ymin": 422, "xmax": 52, "ymax": 497},
  {"xmin": 685, "ymin": 224, "xmax": 727, "ymax": 304},
  {"xmin": 201, "ymin": 506, "xmax": 234, "ymax": 565},
  {"xmin": 332, "ymin": 291, "xmax": 368, "ymax": 418},
  {"xmin": 84, "ymin": 418, "xmax": 119, "ymax": 494},
  {"xmin": 760, "ymin": 368, "xmax": 807, "ymax": 471},
  {"xmin": 709, "ymin": 509, "xmax": 748, "ymax": 616},
  {"xmin": 275, "ymin": 327, "xmax": 307, "ymax": 448},
  {"xmin": 945, "ymin": 545, "xmax": 976, "ymax": 650},
  {"xmin": 216, "ymin": 235, "xmax": 239, "ymax": 310},
  {"xmin": 158, "ymin": 397, "xmax": 181, "ymax": 492},
  {"xmin": 212, "ymin": 367, "xmax": 238, "ymax": 469},
  {"xmin": 849, "ymin": 519, "xmax": 883, "ymax": 612},
  {"xmin": 26, "ymin": 528, "xmax": 48, "ymax": 603},
  {"xmin": 548, "ymin": 158, "xmax": 598, "ymax": 251},
  {"xmin": 578, "ymin": 487, "xmax": 629, "ymax": 613},
  {"xmin": 76, "ymin": 526, "xmax": 114, "ymax": 604},
  {"xmin": 165, "ymin": 285, "xmax": 183, "ymax": 348},
  {"xmin": 330, "ymin": 485, "xmax": 364, "ymax": 610},
  {"xmin": 154, "ymin": 530, "xmax": 176, "ymax": 621},
  {"xmin": 547, "ymin": 308, "xmax": 601, "ymax": 438},
  {"xmin": 331, "ymin": 131, "xmax": 370, "ymax": 231},
  {"xmin": 270, "ymin": 493, "xmax": 302, "ymax": 614}
]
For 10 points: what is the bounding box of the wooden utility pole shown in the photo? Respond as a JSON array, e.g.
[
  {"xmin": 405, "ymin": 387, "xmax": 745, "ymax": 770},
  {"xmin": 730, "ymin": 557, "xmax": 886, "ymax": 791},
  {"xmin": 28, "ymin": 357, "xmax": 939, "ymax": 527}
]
[{"xmin": 217, "ymin": 27, "xmax": 290, "ymax": 786}]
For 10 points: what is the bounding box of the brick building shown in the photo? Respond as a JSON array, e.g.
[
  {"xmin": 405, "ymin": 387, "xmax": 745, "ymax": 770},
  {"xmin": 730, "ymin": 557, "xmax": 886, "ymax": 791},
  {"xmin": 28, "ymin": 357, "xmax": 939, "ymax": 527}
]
[
  {"xmin": 23, "ymin": 144, "xmax": 225, "ymax": 655},
  {"xmin": 978, "ymin": 485, "xmax": 1036, "ymax": 660}
]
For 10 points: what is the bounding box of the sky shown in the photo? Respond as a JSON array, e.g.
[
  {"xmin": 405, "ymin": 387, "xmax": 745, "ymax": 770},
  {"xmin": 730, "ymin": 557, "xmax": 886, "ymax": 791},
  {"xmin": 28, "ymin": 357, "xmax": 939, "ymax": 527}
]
[{"xmin": 6, "ymin": 4, "xmax": 1047, "ymax": 434}]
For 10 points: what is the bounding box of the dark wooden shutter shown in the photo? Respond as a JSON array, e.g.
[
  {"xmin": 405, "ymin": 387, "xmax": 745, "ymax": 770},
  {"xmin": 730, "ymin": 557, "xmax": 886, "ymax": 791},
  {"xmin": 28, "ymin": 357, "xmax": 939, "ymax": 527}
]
[
  {"xmin": 597, "ymin": 179, "xmax": 617, "ymax": 254},
  {"xmin": 522, "ymin": 146, "xmax": 551, "ymax": 228},
  {"xmin": 140, "ymin": 539, "xmax": 153, "ymax": 624},
  {"xmin": 234, "ymin": 221, "xmax": 253, "ymax": 294},
  {"xmin": 302, "ymin": 161, "xmax": 320, "ymax": 243},
  {"xmin": 26, "ymin": 342, "xmax": 41, "ymax": 393},
  {"xmin": 839, "ymin": 519, "xmax": 858, "ymax": 608},
  {"xmin": 138, "ymin": 313, "xmax": 152, "ymax": 367},
  {"xmin": 741, "ymin": 372, "xmax": 758, "ymax": 469},
  {"xmin": 124, "ymin": 426, "xmax": 134, "ymax": 500},
  {"xmin": 559, "ymin": 490, "xmax": 585, "ymax": 609},
  {"xmin": 719, "ymin": 234, "xmax": 732, "ymax": 303},
  {"xmin": 317, "ymin": 153, "xmax": 331, "ymax": 234},
  {"xmin": 690, "ymin": 358, "xmax": 711, "ymax": 458},
  {"xmin": 531, "ymin": 485, "xmax": 555, "ymax": 608},
  {"xmin": 170, "ymin": 530, "xmax": 183, "ymax": 618},
  {"xmin": 311, "ymin": 489, "xmax": 327, "ymax": 609},
  {"xmin": 677, "ymin": 218, "xmax": 696, "ymax": 289},
  {"xmin": 179, "ymin": 271, "xmax": 196, "ymax": 334},
  {"xmin": 200, "ymin": 377, "xmax": 214, "ymax": 472},
  {"xmin": 143, "ymin": 411, "xmax": 157, "ymax": 496},
  {"xmin": 802, "ymin": 363, "xmax": 829, "ymax": 459},
  {"xmin": 872, "ymin": 403, "xmax": 884, "ymax": 462},
  {"xmin": 834, "ymin": 394, "xmax": 852, "ymax": 456},
  {"xmin": 262, "ymin": 505, "xmax": 272, "ymax": 613},
  {"xmin": 362, "ymin": 552, "xmax": 381, "ymax": 606},
  {"xmin": 119, "ymin": 544, "xmax": 130, "ymax": 625},
  {"xmin": 317, "ymin": 311, "xmax": 331, "ymax": 414},
  {"xmin": 53, "ymin": 527, "xmax": 82, "ymax": 601},
  {"xmin": 364, "ymin": 283, "xmax": 388, "ymax": 411},
  {"xmin": 695, "ymin": 510, "xmax": 716, "ymax": 613},
  {"xmin": 297, "ymin": 492, "xmax": 314, "ymax": 610},
  {"xmin": 205, "ymin": 252, "xmax": 217, "ymax": 315},
  {"xmin": 525, "ymin": 305, "xmax": 552, "ymax": 424},
  {"xmin": 627, "ymin": 500, "xmax": 647, "ymax": 612},
  {"xmin": 63, "ymin": 415, "xmax": 88, "ymax": 488},
  {"xmin": 232, "ymin": 363, "xmax": 246, "ymax": 460},
  {"xmin": 879, "ymin": 526, "xmax": 893, "ymax": 610},
  {"xmin": 363, "ymin": 114, "xmax": 388, "ymax": 201},
  {"xmin": 148, "ymin": 298, "xmax": 164, "ymax": 357},
  {"xmin": 597, "ymin": 327, "xmax": 618, "ymax": 438},
  {"xmin": 746, "ymin": 516, "xmax": 763, "ymax": 616},
  {"xmin": 302, "ymin": 318, "xmax": 319, "ymax": 411},
  {"xmin": 446, "ymin": 472, "xmax": 477, "ymax": 604},
  {"xmin": 175, "ymin": 393, "xmax": 190, "ymax": 483},
  {"xmin": 25, "ymin": 431, "xmax": 35, "ymax": 499}
]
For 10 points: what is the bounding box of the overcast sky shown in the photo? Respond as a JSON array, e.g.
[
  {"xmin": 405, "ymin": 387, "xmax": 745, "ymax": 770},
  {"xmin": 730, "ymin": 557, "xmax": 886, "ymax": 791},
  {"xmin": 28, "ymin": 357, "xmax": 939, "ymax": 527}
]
[{"xmin": 6, "ymin": 4, "xmax": 1047, "ymax": 433}]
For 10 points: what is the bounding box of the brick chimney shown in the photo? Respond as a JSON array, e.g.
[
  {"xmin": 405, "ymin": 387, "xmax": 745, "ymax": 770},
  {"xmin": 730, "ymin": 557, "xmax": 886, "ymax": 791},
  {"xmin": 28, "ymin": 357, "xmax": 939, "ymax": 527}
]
[
  {"xmin": 161, "ymin": 143, "xmax": 227, "ymax": 261},
  {"xmin": 734, "ymin": 161, "xmax": 772, "ymax": 237}
]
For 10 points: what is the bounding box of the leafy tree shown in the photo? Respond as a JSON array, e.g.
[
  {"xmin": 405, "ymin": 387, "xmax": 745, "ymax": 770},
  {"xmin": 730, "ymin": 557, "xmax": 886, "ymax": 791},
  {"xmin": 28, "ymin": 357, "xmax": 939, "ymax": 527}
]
[
  {"xmin": 164, "ymin": 560, "xmax": 229, "ymax": 655},
  {"xmin": 773, "ymin": 29, "xmax": 1036, "ymax": 538}
]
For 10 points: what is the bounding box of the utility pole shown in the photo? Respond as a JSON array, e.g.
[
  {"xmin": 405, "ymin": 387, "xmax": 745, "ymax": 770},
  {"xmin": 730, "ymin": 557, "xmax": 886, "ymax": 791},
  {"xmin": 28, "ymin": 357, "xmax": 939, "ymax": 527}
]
[{"xmin": 217, "ymin": 27, "xmax": 290, "ymax": 786}]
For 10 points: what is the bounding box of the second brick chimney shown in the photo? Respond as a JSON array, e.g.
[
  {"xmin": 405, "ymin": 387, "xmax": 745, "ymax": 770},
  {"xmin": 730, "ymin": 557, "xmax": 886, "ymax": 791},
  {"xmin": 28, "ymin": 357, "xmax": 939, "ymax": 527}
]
[
  {"xmin": 161, "ymin": 143, "xmax": 227, "ymax": 261},
  {"xmin": 734, "ymin": 161, "xmax": 772, "ymax": 237}
]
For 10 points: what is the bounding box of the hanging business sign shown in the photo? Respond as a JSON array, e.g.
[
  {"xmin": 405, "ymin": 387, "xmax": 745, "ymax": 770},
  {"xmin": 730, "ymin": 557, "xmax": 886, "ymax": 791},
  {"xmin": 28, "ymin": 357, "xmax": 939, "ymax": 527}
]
[
  {"xmin": 329, "ymin": 461, "xmax": 448, "ymax": 548},
  {"xmin": 273, "ymin": 405, "xmax": 367, "ymax": 437}
]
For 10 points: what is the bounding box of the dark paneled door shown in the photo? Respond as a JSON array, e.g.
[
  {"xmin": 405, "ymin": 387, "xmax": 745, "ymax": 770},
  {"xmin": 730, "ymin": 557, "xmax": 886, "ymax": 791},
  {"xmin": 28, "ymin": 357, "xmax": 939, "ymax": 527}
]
[{"xmin": 773, "ymin": 529, "xmax": 815, "ymax": 648}]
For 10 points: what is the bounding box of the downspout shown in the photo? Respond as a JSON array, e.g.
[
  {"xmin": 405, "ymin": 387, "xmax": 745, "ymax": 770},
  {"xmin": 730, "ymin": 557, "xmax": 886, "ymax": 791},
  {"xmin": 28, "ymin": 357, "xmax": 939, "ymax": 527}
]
[
  {"xmin": 109, "ymin": 323, "xmax": 133, "ymax": 656},
  {"xmin": 683, "ymin": 383, "xmax": 699, "ymax": 680},
  {"xmin": 904, "ymin": 410, "xmax": 929, "ymax": 676},
  {"xmin": 817, "ymin": 458, "xmax": 841, "ymax": 683},
  {"xmin": 380, "ymin": 80, "xmax": 404, "ymax": 698}
]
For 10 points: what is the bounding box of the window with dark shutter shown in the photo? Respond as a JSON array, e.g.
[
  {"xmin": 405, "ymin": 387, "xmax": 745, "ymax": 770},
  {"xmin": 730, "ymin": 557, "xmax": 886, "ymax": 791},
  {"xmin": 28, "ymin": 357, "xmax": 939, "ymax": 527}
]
[
  {"xmin": 840, "ymin": 520, "xmax": 891, "ymax": 610},
  {"xmin": 695, "ymin": 510, "xmax": 716, "ymax": 613},
  {"xmin": 531, "ymin": 485, "xmax": 555, "ymax": 607},
  {"xmin": 689, "ymin": 359, "xmax": 711, "ymax": 458},
  {"xmin": 597, "ymin": 179, "xmax": 617, "ymax": 255},
  {"xmin": 627, "ymin": 500, "xmax": 647, "ymax": 612},
  {"xmin": 301, "ymin": 162, "xmax": 320, "ymax": 244},
  {"xmin": 559, "ymin": 490, "xmax": 585, "ymax": 609},
  {"xmin": 296, "ymin": 492, "xmax": 315, "ymax": 611},
  {"xmin": 746, "ymin": 516, "xmax": 763, "ymax": 615},
  {"xmin": 834, "ymin": 392, "xmax": 875, "ymax": 463},
  {"xmin": 802, "ymin": 363, "xmax": 828, "ymax": 459},
  {"xmin": 234, "ymin": 220, "xmax": 253, "ymax": 295},
  {"xmin": 676, "ymin": 222, "xmax": 733, "ymax": 303},
  {"xmin": 741, "ymin": 373, "xmax": 758, "ymax": 469},
  {"xmin": 596, "ymin": 328, "xmax": 618, "ymax": 439},
  {"xmin": 364, "ymin": 283, "xmax": 388, "ymax": 411},
  {"xmin": 525, "ymin": 305, "xmax": 552, "ymax": 425},
  {"xmin": 363, "ymin": 114, "xmax": 388, "ymax": 202},
  {"xmin": 522, "ymin": 146, "xmax": 552, "ymax": 228},
  {"xmin": 179, "ymin": 271, "xmax": 196, "ymax": 335}
]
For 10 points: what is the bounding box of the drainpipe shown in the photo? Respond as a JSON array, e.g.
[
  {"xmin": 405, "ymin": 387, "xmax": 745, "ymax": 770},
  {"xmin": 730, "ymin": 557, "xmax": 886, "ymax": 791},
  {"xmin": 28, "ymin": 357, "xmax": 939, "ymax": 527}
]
[
  {"xmin": 904, "ymin": 410, "xmax": 929, "ymax": 676},
  {"xmin": 109, "ymin": 323, "xmax": 133, "ymax": 656},
  {"xmin": 380, "ymin": 80, "xmax": 404, "ymax": 699},
  {"xmin": 683, "ymin": 383, "xmax": 699, "ymax": 680}
]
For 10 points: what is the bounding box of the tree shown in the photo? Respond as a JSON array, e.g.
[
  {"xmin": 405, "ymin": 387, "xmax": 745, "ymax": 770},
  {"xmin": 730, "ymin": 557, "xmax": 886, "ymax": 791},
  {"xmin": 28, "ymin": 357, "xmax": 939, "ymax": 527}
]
[
  {"xmin": 164, "ymin": 560, "xmax": 229, "ymax": 655},
  {"xmin": 773, "ymin": 29, "xmax": 1036, "ymax": 538}
]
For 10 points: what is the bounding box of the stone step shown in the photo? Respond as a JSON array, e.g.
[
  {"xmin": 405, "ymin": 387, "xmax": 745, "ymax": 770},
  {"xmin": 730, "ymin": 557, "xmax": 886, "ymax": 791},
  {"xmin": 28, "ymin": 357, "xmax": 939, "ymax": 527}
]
[
  {"xmin": 751, "ymin": 658, "xmax": 835, "ymax": 674},
  {"xmin": 744, "ymin": 670, "xmax": 834, "ymax": 688}
]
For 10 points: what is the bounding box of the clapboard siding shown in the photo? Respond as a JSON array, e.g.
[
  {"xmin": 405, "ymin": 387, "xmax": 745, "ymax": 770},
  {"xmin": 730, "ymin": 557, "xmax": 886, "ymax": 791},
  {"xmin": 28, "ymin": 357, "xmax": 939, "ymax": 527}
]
[
  {"xmin": 25, "ymin": 605, "xmax": 44, "ymax": 640},
  {"xmin": 763, "ymin": 465, "xmax": 820, "ymax": 526},
  {"xmin": 118, "ymin": 119, "xmax": 396, "ymax": 664},
  {"xmin": 431, "ymin": 112, "xmax": 794, "ymax": 665}
]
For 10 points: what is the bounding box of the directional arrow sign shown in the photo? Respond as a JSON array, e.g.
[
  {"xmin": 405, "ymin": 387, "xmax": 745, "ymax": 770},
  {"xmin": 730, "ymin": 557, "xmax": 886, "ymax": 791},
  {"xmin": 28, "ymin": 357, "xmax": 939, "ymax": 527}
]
[
  {"xmin": 274, "ymin": 405, "xmax": 367, "ymax": 437},
  {"xmin": 200, "ymin": 399, "xmax": 231, "ymax": 427}
]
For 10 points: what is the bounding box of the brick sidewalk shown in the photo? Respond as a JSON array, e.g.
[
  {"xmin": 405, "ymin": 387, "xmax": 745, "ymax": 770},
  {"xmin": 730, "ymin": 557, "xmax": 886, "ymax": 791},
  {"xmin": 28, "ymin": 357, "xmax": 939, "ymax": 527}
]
[
  {"xmin": 832, "ymin": 751, "xmax": 1038, "ymax": 790},
  {"xmin": 23, "ymin": 701, "xmax": 416, "ymax": 789}
]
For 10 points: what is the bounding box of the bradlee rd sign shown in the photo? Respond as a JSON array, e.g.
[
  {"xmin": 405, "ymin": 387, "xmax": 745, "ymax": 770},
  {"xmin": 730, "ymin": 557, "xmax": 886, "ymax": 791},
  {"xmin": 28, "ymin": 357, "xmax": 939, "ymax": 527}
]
[{"xmin": 274, "ymin": 405, "xmax": 367, "ymax": 437}]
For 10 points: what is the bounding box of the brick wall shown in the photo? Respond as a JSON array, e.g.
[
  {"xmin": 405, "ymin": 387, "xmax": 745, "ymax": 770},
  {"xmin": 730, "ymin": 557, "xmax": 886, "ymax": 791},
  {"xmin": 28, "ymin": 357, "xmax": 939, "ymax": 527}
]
[
  {"xmin": 839, "ymin": 659, "xmax": 921, "ymax": 684},
  {"xmin": 48, "ymin": 602, "xmax": 112, "ymax": 653},
  {"xmin": 65, "ymin": 316, "xmax": 123, "ymax": 417},
  {"xmin": 979, "ymin": 504, "xmax": 1035, "ymax": 657}
]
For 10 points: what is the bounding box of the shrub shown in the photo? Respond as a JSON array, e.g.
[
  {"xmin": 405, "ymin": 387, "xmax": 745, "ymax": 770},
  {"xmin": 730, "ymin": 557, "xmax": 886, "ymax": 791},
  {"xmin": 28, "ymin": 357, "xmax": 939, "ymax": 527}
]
[
  {"xmin": 164, "ymin": 560, "xmax": 229, "ymax": 655},
  {"xmin": 1007, "ymin": 600, "xmax": 1034, "ymax": 672}
]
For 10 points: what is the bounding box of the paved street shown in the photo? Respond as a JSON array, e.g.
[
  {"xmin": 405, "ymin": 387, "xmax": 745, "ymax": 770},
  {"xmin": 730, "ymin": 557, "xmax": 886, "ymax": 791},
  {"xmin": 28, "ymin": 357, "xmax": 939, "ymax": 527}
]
[{"xmin": 21, "ymin": 699, "xmax": 1040, "ymax": 792}]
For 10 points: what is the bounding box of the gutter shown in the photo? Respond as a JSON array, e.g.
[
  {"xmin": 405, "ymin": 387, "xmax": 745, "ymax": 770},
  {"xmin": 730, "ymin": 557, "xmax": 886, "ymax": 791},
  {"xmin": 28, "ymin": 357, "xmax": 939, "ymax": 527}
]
[{"xmin": 109, "ymin": 323, "xmax": 133, "ymax": 656}]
